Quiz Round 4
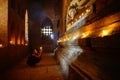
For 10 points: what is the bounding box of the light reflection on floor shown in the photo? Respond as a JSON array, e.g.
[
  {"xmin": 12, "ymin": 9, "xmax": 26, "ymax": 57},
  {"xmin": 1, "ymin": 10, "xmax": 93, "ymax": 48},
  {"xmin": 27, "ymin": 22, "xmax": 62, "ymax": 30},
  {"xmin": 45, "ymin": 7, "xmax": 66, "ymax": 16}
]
[{"xmin": 55, "ymin": 45, "xmax": 83, "ymax": 79}]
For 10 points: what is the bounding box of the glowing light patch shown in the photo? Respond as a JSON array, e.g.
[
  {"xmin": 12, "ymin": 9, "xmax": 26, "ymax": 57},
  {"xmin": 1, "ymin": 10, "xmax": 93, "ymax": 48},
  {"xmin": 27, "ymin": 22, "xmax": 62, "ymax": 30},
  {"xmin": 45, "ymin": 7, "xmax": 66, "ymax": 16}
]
[
  {"xmin": 81, "ymin": 31, "xmax": 91, "ymax": 38},
  {"xmin": 56, "ymin": 45, "xmax": 83, "ymax": 78},
  {"xmin": 98, "ymin": 22, "xmax": 119, "ymax": 37},
  {"xmin": 81, "ymin": 33, "xmax": 87, "ymax": 38},
  {"xmin": 102, "ymin": 30, "xmax": 109, "ymax": 36},
  {"xmin": 25, "ymin": 10, "xmax": 28, "ymax": 42},
  {"xmin": 99, "ymin": 30, "xmax": 111, "ymax": 37},
  {"xmin": 59, "ymin": 57, "xmax": 69, "ymax": 77},
  {"xmin": 0, "ymin": 44, "xmax": 3, "ymax": 48},
  {"xmin": 41, "ymin": 26, "xmax": 52, "ymax": 36},
  {"xmin": 10, "ymin": 40, "xmax": 15, "ymax": 45},
  {"xmin": 50, "ymin": 34, "xmax": 54, "ymax": 39},
  {"xmin": 25, "ymin": 43, "xmax": 28, "ymax": 46},
  {"xmin": 17, "ymin": 38, "xmax": 20, "ymax": 45}
]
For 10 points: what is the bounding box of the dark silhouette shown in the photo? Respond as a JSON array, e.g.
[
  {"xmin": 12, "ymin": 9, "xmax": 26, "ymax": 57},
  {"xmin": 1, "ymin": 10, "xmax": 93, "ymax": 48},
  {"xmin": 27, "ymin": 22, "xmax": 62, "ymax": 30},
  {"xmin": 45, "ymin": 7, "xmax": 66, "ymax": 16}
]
[
  {"xmin": 27, "ymin": 47, "xmax": 42, "ymax": 66},
  {"xmin": 86, "ymin": 38, "xmax": 96, "ymax": 51}
]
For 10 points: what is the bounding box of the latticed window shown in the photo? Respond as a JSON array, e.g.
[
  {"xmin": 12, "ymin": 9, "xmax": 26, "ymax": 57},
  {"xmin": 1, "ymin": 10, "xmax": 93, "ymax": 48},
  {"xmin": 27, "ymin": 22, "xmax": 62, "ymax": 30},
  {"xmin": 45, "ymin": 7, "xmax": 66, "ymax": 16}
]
[{"xmin": 41, "ymin": 26, "xmax": 52, "ymax": 36}]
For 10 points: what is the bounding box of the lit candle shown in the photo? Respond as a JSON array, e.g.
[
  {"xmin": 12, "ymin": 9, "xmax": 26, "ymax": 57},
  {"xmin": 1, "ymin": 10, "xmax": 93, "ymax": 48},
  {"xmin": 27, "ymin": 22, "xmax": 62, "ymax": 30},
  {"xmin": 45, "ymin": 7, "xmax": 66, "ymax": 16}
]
[
  {"xmin": 0, "ymin": 44, "xmax": 3, "ymax": 48},
  {"xmin": 40, "ymin": 46, "xmax": 43, "ymax": 53}
]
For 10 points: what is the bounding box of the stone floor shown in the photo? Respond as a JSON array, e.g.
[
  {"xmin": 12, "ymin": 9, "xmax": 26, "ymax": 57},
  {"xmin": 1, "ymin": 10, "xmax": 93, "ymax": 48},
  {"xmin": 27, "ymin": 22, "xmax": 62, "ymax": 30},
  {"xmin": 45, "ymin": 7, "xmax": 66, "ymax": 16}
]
[{"xmin": 0, "ymin": 53, "xmax": 65, "ymax": 80}]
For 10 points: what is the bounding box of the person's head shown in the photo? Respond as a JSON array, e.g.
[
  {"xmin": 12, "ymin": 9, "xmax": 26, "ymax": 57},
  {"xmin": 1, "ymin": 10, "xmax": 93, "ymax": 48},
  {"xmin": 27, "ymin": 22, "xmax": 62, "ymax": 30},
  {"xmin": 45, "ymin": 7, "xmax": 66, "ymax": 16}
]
[{"xmin": 34, "ymin": 49, "xmax": 38, "ymax": 53}]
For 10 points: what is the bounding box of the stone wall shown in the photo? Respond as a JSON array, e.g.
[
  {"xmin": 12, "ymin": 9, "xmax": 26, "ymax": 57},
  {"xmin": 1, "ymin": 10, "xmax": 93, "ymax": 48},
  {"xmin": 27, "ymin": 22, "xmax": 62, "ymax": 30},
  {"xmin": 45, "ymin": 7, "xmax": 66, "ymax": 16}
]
[
  {"xmin": 0, "ymin": 0, "xmax": 28, "ymax": 73},
  {"xmin": 55, "ymin": 0, "xmax": 120, "ymax": 79},
  {"xmin": 68, "ymin": 33, "xmax": 120, "ymax": 80},
  {"xmin": 8, "ymin": 0, "xmax": 26, "ymax": 45}
]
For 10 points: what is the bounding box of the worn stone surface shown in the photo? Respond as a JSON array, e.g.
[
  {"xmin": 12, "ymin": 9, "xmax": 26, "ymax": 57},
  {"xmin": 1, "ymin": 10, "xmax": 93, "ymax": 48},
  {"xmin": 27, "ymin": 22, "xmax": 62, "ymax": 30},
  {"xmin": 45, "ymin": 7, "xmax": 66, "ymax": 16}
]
[{"xmin": 0, "ymin": 53, "xmax": 64, "ymax": 80}]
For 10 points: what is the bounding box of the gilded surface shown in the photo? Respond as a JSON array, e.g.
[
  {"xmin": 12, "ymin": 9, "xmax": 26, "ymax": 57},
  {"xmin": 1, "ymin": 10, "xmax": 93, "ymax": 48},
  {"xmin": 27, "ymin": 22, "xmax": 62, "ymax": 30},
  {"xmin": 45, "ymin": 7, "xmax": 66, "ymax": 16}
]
[{"xmin": 0, "ymin": 0, "xmax": 8, "ymax": 45}]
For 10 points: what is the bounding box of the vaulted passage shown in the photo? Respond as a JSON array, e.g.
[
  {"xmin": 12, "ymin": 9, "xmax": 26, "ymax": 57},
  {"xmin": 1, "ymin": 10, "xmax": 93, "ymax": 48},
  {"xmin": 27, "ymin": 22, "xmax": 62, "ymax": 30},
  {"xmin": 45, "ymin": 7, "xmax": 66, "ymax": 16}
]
[{"xmin": 0, "ymin": 0, "xmax": 120, "ymax": 80}]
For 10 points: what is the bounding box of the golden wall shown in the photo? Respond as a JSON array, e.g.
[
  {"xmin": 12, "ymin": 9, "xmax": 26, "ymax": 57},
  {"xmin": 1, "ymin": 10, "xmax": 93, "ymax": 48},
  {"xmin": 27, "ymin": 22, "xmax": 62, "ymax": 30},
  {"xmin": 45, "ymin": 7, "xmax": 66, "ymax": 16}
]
[{"xmin": 0, "ymin": 0, "xmax": 8, "ymax": 46}]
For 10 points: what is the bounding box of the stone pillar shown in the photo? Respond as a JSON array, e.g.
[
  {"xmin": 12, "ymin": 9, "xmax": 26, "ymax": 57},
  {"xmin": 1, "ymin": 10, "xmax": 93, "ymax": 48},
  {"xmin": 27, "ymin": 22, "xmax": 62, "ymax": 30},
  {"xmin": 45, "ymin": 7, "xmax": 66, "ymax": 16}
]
[{"xmin": 0, "ymin": 0, "xmax": 8, "ymax": 46}]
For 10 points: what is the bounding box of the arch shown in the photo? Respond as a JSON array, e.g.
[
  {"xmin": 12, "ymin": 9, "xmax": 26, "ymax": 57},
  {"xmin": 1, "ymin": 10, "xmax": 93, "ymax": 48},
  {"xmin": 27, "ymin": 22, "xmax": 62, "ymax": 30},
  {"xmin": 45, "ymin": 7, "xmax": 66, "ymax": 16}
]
[
  {"xmin": 41, "ymin": 17, "xmax": 53, "ymax": 28},
  {"xmin": 41, "ymin": 17, "xmax": 53, "ymax": 36}
]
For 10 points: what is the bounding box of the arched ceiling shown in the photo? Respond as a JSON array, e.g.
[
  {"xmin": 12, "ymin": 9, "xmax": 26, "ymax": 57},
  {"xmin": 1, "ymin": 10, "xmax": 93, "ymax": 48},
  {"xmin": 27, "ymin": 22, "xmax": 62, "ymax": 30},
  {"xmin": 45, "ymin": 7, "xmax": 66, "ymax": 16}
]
[{"xmin": 28, "ymin": 0, "xmax": 60, "ymax": 25}]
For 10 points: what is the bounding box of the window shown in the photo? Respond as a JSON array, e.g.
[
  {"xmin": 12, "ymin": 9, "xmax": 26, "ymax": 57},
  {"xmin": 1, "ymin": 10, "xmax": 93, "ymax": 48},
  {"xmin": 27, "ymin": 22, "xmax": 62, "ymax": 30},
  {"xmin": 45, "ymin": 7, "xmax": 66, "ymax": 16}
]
[
  {"xmin": 41, "ymin": 26, "xmax": 53, "ymax": 36},
  {"xmin": 25, "ymin": 10, "xmax": 28, "ymax": 42}
]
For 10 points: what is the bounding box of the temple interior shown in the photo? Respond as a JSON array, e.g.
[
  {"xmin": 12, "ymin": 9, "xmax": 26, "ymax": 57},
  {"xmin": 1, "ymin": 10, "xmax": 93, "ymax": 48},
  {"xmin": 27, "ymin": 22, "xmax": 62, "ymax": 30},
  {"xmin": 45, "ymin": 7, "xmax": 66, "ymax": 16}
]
[{"xmin": 0, "ymin": 0, "xmax": 120, "ymax": 80}]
